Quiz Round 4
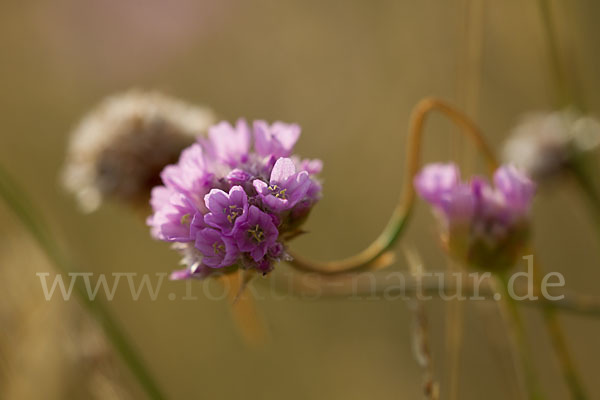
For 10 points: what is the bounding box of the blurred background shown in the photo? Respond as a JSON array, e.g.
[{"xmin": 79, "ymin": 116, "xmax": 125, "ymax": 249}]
[{"xmin": 1, "ymin": 0, "xmax": 600, "ymax": 399}]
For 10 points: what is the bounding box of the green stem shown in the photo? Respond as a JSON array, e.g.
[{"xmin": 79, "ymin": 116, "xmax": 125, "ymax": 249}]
[
  {"xmin": 0, "ymin": 164, "xmax": 165, "ymax": 400},
  {"xmin": 496, "ymin": 273, "xmax": 545, "ymax": 400}
]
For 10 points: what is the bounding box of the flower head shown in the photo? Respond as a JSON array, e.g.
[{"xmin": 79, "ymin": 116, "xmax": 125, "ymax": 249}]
[
  {"xmin": 148, "ymin": 119, "xmax": 322, "ymax": 278},
  {"xmin": 62, "ymin": 90, "xmax": 216, "ymax": 212},
  {"xmin": 415, "ymin": 163, "xmax": 535, "ymax": 270},
  {"xmin": 503, "ymin": 110, "xmax": 600, "ymax": 181}
]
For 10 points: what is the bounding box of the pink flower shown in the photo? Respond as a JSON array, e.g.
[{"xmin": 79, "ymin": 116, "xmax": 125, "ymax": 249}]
[
  {"xmin": 148, "ymin": 119, "xmax": 322, "ymax": 278},
  {"xmin": 415, "ymin": 163, "xmax": 536, "ymax": 270}
]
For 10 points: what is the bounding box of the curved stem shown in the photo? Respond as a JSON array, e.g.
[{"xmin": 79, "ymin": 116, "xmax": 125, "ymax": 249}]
[
  {"xmin": 0, "ymin": 165, "xmax": 166, "ymax": 400},
  {"xmin": 288, "ymin": 97, "xmax": 498, "ymax": 274}
]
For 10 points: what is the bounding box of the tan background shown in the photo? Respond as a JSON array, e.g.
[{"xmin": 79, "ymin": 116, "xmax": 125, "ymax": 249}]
[{"xmin": 1, "ymin": 0, "xmax": 599, "ymax": 399}]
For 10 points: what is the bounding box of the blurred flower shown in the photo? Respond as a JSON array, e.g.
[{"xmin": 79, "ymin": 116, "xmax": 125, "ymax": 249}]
[
  {"xmin": 62, "ymin": 90, "xmax": 216, "ymax": 212},
  {"xmin": 415, "ymin": 163, "xmax": 535, "ymax": 270},
  {"xmin": 201, "ymin": 120, "xmax": 251, "ymax": 167},
  {"xmin": 148, "ymin": 119, "xmax": 322, "ymax": 278},
  {"xmin": 253, "ymin": 120, "xmax": 300, "ymax": 158},
  {"xmin": 503, "ymin": 110, "xmax": 600, "ymax": 181}
]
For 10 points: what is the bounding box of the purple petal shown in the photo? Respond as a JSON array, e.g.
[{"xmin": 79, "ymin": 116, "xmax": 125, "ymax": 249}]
[
  {"xmin": 414, "ymin": 163, "xmax": 461, "ymax": 207},
  {"xmin": 253, "ymin": 121, "xmax": 301, "ymax": 158},
  {"xmin": 204, "ymin": 188, "xmax": 229, "ymax": 212},
  {"xmin": 169, "ymin": 268, "xmax": 194, "ymax": 280},
  {"xmin": 299, "ymin": 158, "xmax": 323, "ymax": 175},
  {"xmin": 271, "ymin": 122, "xmax": 300, "ymax": 151},
  {"xmin": 205, "ymin": 119, "xmax": 250, "ymax": 166},
  {"xmin": 270, "ymin": 158, "xmax": 296, "ymax": 183},
  {"xmin": 493, "ymin": 165, "xmax": 536, "ymax": 213},
  {"xmin": 253, "ymin": 179, "xmax": 268, "ymax": 194},
  {"xmin": 227, "ymin": 168, "xmax": 252, "ymax": 184}
]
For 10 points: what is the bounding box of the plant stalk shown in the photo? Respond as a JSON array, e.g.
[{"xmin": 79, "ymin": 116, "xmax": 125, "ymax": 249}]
[
  {"xmin": 529, "ymin": 255, "xmax": 588, "ymax": 400},
  {"xmin": 0, "ymin": 164, "xmax": 166, "ymax": 400},
  {"xmin": 495, "ymin": 273, "xmax": 545, "ymax": 400},
  {"xmin": 569, "ymin": 158, "xmax": 600, "ymax": 235}
]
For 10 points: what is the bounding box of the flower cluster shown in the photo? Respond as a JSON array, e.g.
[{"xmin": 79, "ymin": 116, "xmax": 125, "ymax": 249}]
[
  {"xmin": 147, "ymin": 119, "xmax": 322, "ymax": 279},
  {"xmin": 414, "ymin": 163, "xmax": 535, "ymax": 270}
]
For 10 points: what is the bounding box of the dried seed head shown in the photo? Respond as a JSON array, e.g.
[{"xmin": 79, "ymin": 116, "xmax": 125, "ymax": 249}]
[
  {"xmin": 503, "ymin": 110, "xmax": 600, "ymax": 181},
  {"xmin": 62, "ymin": 90, "xmax": 216, "ymax": 212}
]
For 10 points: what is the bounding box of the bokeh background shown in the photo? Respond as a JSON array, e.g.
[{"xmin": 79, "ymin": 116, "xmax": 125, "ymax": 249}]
[{"xmin": 1, "ymin": 0, "xmax": 600, "ymax": 399}]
